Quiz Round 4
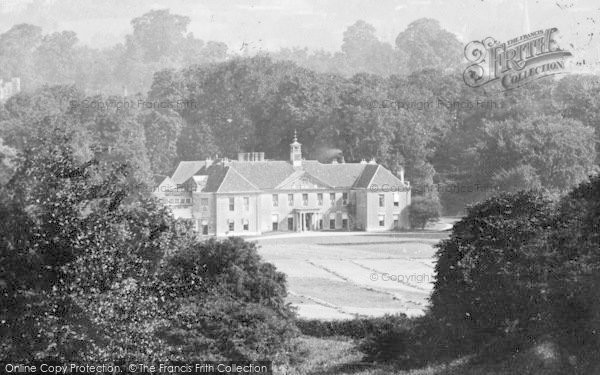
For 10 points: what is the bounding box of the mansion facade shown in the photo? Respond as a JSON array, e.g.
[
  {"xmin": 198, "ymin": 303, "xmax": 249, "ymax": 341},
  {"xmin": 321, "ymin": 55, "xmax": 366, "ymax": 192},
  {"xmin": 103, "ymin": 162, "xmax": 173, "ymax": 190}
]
[{"xmin": 153, "ymin": 134, "xmax": 411, "ymax": 236}]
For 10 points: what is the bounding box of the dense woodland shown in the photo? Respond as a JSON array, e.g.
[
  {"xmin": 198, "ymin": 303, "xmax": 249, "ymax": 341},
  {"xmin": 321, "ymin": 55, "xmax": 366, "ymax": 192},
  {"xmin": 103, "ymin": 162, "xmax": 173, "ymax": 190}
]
[{"xmin": 1, "ymin": 10, "xmax": 599, "ymax": 213}]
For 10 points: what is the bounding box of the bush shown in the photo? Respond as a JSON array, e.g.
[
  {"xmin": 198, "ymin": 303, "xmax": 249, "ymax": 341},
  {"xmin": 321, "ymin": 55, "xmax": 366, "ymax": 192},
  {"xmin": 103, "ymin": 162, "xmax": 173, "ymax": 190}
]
[
  {"xmin": 429, "ymin": 191, "xmax": 554, "ymax": 357},
  {"xmin": 362, "ymin": 183, "xmax": 600, "ymax": 370},
  {"xmin": 358, "ymin": 314, "xmax": 457, "ymax": 367},
  {"xmin": 408, "ymin": 196, "xmax": 441, "ymax": 229},
  {"xmin": 0, "ymin": 133, "xmax": 298, "ymax": 362},
  {"xmin": 545, "ymin": 175, "xmax": 600, "ymax": 359},
  {"xmin": 296, "ymin": 315, "xmax": 411, "ymax": 339}
]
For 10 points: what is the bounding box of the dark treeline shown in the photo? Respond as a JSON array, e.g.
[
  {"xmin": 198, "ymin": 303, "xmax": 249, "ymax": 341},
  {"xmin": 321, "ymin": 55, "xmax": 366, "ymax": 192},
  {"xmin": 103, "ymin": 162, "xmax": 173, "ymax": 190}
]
[
  {"xmin": 1, "ymin": 10, "xmax": 599, "ymax": 214},
  {"xmin": 1, "ymin": 58, "xmax": 598, "ymax": 213}
]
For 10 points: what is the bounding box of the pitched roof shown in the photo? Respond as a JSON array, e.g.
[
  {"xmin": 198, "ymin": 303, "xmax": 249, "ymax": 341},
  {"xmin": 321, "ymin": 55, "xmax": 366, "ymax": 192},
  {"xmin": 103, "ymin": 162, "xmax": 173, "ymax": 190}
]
[
  {"xmin": 369, "ymin": 166, "xmax": 409, "ymax": 190},
  {"xmin": 216, "ymin": 167, "xmax": 261, "ymax": 193},
  {"xmin": 302, "ymin": 161, "xmax": 367, "ymax": 188},
  {"xmin": 352, "ymin": 164, "xmax": 379, "ymax": 188},
  {"xmin": 225, "ymin": 161, "xmax": 296, "ymax": 189},
  {"xmin": 152, "ymin": 174, "xmax": 169, "ymax": 185},
  {"xmin": 170, "ymin": 159, "xmax": 408, "ymax": 193},
  {"xmin": 275, "ymin": 169, "xmax": 332, "ymax": 189},
  {"xmin": 202, "ymin": 164, "xmax": 229, "ymax": 192},
  {"xmin": 170, "ymin": 161, "xmax": 210, "ymax": 185}
]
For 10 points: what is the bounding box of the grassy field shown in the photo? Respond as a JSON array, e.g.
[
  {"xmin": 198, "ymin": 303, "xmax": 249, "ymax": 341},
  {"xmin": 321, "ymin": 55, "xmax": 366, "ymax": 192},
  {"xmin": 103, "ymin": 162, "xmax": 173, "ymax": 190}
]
[
  {"xmin": 281, "ymin": 336, "xmax": 584, "ymax": 375},
  {"xmin": 255, "ymin": 232, "xmax": 448, "ymax": 320}
]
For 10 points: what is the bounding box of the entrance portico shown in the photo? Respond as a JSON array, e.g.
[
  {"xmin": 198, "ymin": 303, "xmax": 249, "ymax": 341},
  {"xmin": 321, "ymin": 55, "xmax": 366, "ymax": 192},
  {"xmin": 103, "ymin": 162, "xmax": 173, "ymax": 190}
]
[{"xmin": 293, "ymin": 208, "xmax": 322, "ymax": 231}]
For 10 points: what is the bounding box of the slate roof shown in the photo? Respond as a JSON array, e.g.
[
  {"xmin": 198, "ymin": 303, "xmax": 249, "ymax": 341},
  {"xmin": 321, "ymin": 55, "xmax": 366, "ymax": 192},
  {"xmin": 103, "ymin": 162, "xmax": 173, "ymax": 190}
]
[
  {"xmin": 217, "ymin": 167, "xmax": 261, "ymax": 193},
  {"xmin": 369, "ymin": 166, "xmax": 410, "ymax": 190},
  {"xmin": 170, "ymin": 161, "xmax": 211, "ymax": 185},
  {"xmin": 170, "ymin": 159, "xmax": 408, "ymax": 193},
  {"xmin": 225, "ymin": 161, "xmax": 295, "ymax": 189},
  {"xmin": 352, "ymin": 164, "xmax": 380, "ymax": 188},
  {"xmin": 302, "ymin": 161, "xmax": 368, "ymax": 188},
  {"xmin": 275, "ymin": 170, "xmax": 333, "ymax": 189},
  {"xmin": 152, "ymin": 174, "xmax": 169, "ymax": 185}
]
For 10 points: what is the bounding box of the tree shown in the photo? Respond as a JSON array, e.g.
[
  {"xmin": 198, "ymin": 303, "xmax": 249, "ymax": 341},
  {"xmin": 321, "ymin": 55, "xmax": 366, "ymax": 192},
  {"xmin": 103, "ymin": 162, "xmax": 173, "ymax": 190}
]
[
  {"xmin": 35, "ymin": 31, "xmax": 79, "ymax": 84},
  {"xmin": 341, "ymin": 20, "xmax": 400, "ymax": 76},
  {"xmin": 0, "ymin": 137, "xmax": 17, "ymax": 184},
  {"xmin": 395, "ymin": 18, "xmax": 462, "ymax": 73},
  {"xmin": 0, "ymin": 24, "xmax": 42, "ymax": 89},
  {"xmin": 408, "ymin": 196, "xmax": 441, "ymax": 229},
  {"xmin": 475, "ymin": 115, "xmax": 597, "ymax": 193},
  {"xmin": 140, "ymin": 109, "xmax": 183, "ymax": 174},
  {"xmin": 128, "ymin": 9, "xmax": 191, "ymax": 62}
]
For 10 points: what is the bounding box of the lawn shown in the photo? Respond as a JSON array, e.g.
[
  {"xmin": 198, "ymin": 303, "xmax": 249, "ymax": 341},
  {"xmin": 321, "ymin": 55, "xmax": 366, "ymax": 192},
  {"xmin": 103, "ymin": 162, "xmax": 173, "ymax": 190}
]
[{"xmin": 255, "ymin": 232, "xmax": 448, "ymax": 320}]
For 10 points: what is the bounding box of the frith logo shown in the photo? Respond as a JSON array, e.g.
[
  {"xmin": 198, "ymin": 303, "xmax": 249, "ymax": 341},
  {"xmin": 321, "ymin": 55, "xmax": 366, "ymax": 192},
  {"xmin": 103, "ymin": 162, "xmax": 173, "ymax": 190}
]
[{"xmin": 463, "ymin": 28, "xmax": 572, "ymax": 91}]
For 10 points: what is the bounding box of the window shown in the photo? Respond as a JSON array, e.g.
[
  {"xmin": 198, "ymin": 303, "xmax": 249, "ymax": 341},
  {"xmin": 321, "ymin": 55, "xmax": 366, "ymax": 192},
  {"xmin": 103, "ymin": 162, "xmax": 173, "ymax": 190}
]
[
  {"xmin": 317, "ymin": 193, "xmax": 323, "ymax": 206},
  {"xmin": 287, "ymin": 216, "xmax": 294, "ymax": 231},
  {"xmin": 168, "ymin": 199, "xmax": 174, "ymax": 204},
  {"xmin": 185, "ymin": 198, "xmax": 191, "ymax": 204},
  {"xmin": 342, "ymin": 213, "xmax": 348, "ymax": 229},
  {"xmin": 342, "ymin": 192, "xmax": 348, "ymax": 205},
  {"xmin": 393, "ymin": 192, "xmax": 400, "ymax": 207},
  {"xmin": 228, "ymin": 220, "xmax": 235, "ymax": 232},
  {"xmin": 243, "ymin": 196, "xmax": 250, "ymax": 211},
  {"xmin": 330, "ymin": 193, "xmax": 336, "ymax": 205},
  {"xmin": 272, "ymin": 194, "xmax": 279, "ymax": 207},
  {"xmin": 272, "ymin": 214, "xmax": 279, "ymax": 231},
  {"xmin": 201, "ymin": 219, "xmax": 209, "ymax": 235},
  {"xmin": 288, "ymin": 194, "xmax": 294, "ymax": 206},
  {"xmin": 229, "ymin": 197, "xmax": 235, "ymax": 211},
  {"xmin": 378, "ymin": 215, "xmax": 385, "ymax": 227},
  {"xmin": 302, "ymin": 193, "xmax": 308, "ymax": 206},
  {"xmin": 393, "ymin": 214, "xmax": 399, "ymax": 228},
  {"xmin": 201, "ymin": 198, "xmax": 209, "ymax": 211},
  {"xmin": 329, "ymin": 213, "xmax": 336, "ymax": 229},
  {"xmin": 243, "ymin": 219, "xmax": 249, "ymax": 231},
  {"xmin": 379, "ymin": 194, "xmax": 385, "ymax": 208}
]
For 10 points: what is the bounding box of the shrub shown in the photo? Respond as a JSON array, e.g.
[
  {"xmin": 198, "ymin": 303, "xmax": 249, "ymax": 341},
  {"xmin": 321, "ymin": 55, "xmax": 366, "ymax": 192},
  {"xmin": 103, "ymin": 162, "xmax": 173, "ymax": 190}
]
[
  {"xmin": 0, "ymin": 132, "xmax": 298, "ymax": 362},
  {"xmin": 363, "ymin": 183, "xmax": 600, "ymax": 370},
  {"xmin": 358, "ymin": 314, "xmax": 454, "ymax": 367},
  {"xmin": 545, "ymin": 175, "xmax": 600, "ymax": 359},
  {"xmin": 358, "ymin": 317, "xmax": 415, "ymax": 363},
  {"xmin": 408, "ymin": 196, "xmax": 441, "ymax": 229},
  {"xmin": 429, "ymin": 191, "xmax": 554, "ymax": 357},
  {"xmin": 296, "ymin": 315, "xmax": 411, "ymax": 339}
]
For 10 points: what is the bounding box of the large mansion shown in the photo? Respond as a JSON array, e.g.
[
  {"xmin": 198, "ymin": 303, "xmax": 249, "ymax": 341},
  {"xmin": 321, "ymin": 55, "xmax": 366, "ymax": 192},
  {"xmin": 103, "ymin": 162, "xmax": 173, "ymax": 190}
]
[{"xmin": 153, "ymin": 134, "xmax": 411, "ymax": 236}]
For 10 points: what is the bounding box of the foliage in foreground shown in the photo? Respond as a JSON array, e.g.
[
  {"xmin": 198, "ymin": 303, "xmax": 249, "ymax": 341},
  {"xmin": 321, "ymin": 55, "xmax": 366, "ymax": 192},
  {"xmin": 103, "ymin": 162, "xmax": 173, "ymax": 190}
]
[
  {"xmin": 0, "ymin": 131, "xmax": 297, "ymax": 362},
  {"xmin": 361, "ymin": 183, "xmax": 600, "ymax": 372},
  {"xmin": 296, "ymin": 315, "xmax": 411, "ymax": 340}
]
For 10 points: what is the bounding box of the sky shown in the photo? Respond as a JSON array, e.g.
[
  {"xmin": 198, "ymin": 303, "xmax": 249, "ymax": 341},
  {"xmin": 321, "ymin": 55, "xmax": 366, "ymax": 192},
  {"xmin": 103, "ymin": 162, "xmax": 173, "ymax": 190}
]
[{"xmin": 0, "ymin": 0, "xmax": 599, "ymax": 65}]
